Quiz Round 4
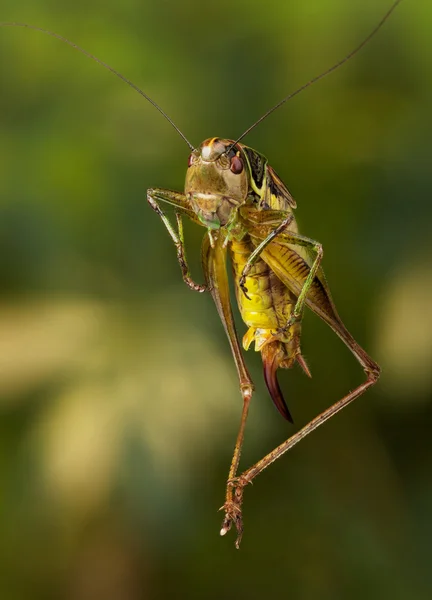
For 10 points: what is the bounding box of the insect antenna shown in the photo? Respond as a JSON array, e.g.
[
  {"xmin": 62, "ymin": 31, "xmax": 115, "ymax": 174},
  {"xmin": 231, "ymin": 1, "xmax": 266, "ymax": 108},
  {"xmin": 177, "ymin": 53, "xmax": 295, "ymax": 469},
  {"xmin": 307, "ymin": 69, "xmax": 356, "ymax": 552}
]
[
  {"xmin": 229, "ymin": 0, "xmax": 403, "ymax": 150},
  {"xmin": 0, "ymin": 22, "xmax": 195, "ymax": 150}
]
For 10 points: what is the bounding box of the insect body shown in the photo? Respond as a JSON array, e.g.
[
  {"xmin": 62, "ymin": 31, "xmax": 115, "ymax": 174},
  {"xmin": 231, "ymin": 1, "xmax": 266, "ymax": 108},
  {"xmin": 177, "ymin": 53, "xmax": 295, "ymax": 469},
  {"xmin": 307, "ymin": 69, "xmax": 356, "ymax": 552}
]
[
  {"xmin": 0, "ymin": 0, "xmax": 402, "ymax": 549},
  {"xmin": 148, "ymin": 138, "xmax": 381, "ymax": 547},
  {"xmin": 156, "ymin": 137, "xmax": 309, "ymax": 423}
]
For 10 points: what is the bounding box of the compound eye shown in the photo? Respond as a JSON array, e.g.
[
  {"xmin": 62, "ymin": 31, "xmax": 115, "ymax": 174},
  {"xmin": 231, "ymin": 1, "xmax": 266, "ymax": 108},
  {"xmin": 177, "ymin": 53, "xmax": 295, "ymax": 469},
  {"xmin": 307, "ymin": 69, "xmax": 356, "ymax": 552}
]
[{"xmin": 230, "ymin": 155, "xmax": 243, "ymax": 174}]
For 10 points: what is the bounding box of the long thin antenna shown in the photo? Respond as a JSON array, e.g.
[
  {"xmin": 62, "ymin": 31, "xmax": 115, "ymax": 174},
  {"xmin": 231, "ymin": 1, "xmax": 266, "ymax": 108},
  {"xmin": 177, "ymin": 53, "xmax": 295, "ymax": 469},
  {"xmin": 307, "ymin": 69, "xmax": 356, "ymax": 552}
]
[
  {"xmin": 230, "ymin": 0, "xmax": 403, "ymax": 149},
  {"xmin": 0, "ymin": 22, "xmax": 195, "ymax": 150}
]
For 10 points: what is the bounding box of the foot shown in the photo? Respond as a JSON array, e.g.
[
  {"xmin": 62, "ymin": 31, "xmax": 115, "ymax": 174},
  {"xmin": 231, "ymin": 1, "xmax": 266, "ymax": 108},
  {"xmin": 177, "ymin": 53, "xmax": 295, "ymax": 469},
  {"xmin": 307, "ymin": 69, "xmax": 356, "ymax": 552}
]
[
  {"xmin": 219, "ymin": 476, "xmax": 249, "ymax": 549},
  {"xmin": 274, "ymin": 314, "xmax": 301, "ymax": 338},
  {"xmin": 219, "ymin": 499, "xmax": 243, "ymax": 549}
]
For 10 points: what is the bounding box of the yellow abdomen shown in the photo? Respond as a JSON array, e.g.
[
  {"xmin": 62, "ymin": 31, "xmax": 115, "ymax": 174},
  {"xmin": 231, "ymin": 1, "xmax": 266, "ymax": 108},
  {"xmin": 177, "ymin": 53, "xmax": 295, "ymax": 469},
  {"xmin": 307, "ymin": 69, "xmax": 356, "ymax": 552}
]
[
  {"xmin": 230, "ymin": 237, "xmax": 291, "ymax": 328},
  {"xmin": 230, "ymin": 235, "xmax": 301, "ymax": 358}
]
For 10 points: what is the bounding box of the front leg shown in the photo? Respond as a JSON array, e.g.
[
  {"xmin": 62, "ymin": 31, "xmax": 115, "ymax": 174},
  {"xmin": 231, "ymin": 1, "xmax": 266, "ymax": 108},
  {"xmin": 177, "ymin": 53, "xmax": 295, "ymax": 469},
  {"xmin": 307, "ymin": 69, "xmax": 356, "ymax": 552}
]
[{"xmin": 147, "ymin": 188, "xmax": 207, "ymax": 292}]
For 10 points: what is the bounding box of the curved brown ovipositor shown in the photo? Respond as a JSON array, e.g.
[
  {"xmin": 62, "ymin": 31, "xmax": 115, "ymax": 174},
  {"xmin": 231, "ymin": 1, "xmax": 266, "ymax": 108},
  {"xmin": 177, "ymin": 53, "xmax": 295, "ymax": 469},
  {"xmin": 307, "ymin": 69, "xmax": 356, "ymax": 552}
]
[
  {"xmin": 261, "ymin": 340, "xmax": 312, "ymax": 422},
  {"xmin": 261, "ymin": 342, "xmax": 293, "ymax": 423}
]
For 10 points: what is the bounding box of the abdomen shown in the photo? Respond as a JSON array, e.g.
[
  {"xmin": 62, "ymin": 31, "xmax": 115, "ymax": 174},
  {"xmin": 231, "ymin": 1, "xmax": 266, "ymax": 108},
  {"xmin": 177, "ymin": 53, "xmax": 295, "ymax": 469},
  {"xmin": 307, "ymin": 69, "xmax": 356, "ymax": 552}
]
[{"xmin": 230, "ymin": 236, "xmax": 301, "ymax": 357}]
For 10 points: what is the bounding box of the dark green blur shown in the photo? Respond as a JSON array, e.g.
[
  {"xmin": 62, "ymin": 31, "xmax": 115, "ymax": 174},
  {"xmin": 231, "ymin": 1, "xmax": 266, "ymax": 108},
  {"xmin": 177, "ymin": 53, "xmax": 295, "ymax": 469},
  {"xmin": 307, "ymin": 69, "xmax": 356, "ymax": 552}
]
[{"xmin": 1, "ymin": 0, "xmax": 431, "ymax": 598}]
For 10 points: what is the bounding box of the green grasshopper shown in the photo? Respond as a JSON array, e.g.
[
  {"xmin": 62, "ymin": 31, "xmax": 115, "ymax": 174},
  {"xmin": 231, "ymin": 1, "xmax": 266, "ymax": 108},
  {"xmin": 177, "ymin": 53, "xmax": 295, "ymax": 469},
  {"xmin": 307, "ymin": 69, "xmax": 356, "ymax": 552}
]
[{"xmin": 0, "ymin": 0, "xmax": 402, "ymax": 548}]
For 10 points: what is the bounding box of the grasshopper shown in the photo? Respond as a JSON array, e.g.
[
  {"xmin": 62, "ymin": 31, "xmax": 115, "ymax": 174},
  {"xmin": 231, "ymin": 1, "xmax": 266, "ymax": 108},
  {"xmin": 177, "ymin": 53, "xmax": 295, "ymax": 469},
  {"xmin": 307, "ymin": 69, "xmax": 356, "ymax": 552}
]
[{"xmin": 0, "ymin": 0, "xmax": 402, "ymax": 548}]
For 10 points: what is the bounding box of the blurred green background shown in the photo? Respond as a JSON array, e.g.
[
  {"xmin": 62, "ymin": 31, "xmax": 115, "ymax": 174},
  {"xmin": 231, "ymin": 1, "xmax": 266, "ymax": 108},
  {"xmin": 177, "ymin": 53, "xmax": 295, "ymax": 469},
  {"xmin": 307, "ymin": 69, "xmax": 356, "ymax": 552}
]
[{"xmin": 0, "ymin": 0, "xmax": 431, "ymax": 598}]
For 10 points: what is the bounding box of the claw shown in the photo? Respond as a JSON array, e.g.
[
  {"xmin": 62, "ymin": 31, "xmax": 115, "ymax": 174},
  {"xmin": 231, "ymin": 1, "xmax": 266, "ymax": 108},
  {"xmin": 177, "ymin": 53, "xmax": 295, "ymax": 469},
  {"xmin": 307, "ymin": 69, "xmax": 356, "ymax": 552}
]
[
  {"xmin": 239, "ymin": 275, "xmax": 251, "ymax": 300},
  {"xmin": 240, "ymin": 281, "xmax": 251, "ymax": 301}
]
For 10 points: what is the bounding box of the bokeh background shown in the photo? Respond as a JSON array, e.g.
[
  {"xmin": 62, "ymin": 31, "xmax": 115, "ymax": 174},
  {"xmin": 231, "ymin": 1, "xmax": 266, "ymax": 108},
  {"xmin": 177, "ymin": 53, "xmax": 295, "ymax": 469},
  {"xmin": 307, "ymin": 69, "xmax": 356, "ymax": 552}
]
[{"xmin": 0, "ymin": 0, "xmax": 431, "ymax": 598}]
